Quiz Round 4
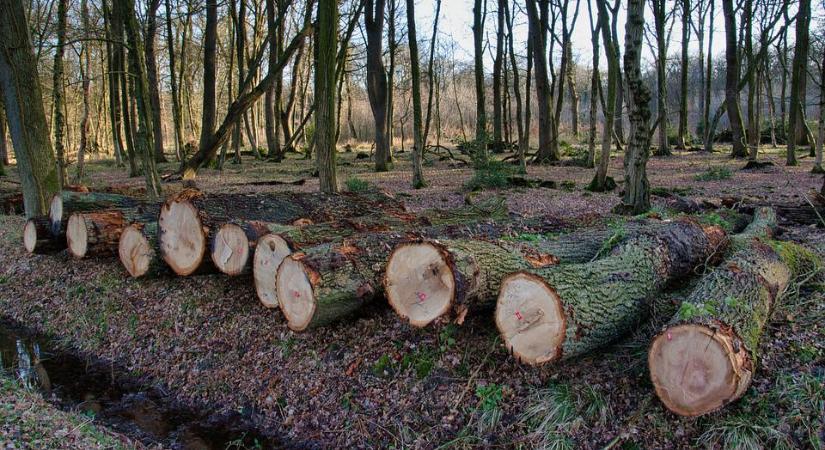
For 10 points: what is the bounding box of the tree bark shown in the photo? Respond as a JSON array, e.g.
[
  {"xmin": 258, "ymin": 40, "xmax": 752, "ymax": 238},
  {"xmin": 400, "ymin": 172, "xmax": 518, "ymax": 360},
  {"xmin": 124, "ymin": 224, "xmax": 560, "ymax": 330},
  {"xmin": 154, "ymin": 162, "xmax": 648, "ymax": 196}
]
[
  {"xmin": 472, "ymin": 0, "xmax": 487, "ymax": 155},
  {"xmin": 198, "ymin": 0, "xmax": 218, "ymax": 164},
  {"xmin": 23, "ymin": 216, "xmax": 66, "ymax": 254},
  {"xmin": 405, "ymin": 0, "xmax": 426, "ymax": 188},
  {"xmin": 0, "ymin": 0, "xmax": 60, "ymax": 217},
  {"xmin": 496, "ymin": 219, "xmax": 727, "ymax": 366},
  {"xmin": 504, "ymin": 0, "xmax": 527, "ymax": 173},
  {"xmin": 145, "ymin": 0, "xmax": 167, "ymax": 163},
  {"xmin": 703, "ymin": 0, "xmax": 714, "ymax": 150},
  {"xmin": 722, "ymin": 0, "xmax": 747, "ymax": 158},
  {"xmin": 677, "ymin": 0, "xmax": 690, "ymax": 149},
  {"xmin": 103, "ymin": 1, "xmax": 125, "ymax": 167},
  {"xmin": 649, "ymin": 211, "xmax": 818, "ymax": 417},
  {"xmin": 165, "ymin": 0, "xmax": 185, "ymax": 161},
  {"xmin": 74, "ymin": 0, "xmax": 92, "ymax": 184},
  {"xmin": 786, "ymin": 0, "xmax": 811, "ymax": 165},
  {"xmin": 422, "ymin": 0, "xmax": 441, "ymax": 147},
  {"xmin": 51, "ymin": 0, "xmax": 69, "ymax": 186},
  {"xmin": 364, "ymin": 0, "xmax": 391, "ymax": 171},
  {"xmin": 588, "ymin": 0, "xmax": 619, "ymax": 191},
  {"xmin": 585, "ymin": 0, "xmax": 600, "ymax": 169},
  {"xmin": 527, "ymin": 0, "xmax": 559, "ymax": 163},
  {"xmin": 617, "ymin": 0, "xmax": 652, "ymax": 215},
  {"xmin": 0, "ymin": 99, "xmax": 6, "ymax": 176},
  {"xmin": 815, "ymin": 41, "xmax": 824, "ymax": 173},
  {"xmin": 491, "ymin": 0, "xmax": 505, "ymax": 150},
  {"xmin": 316, "ymin": 0, "xmax": 338, "ymax": 192},
  {"xmin": 652, "ymin": 0, "xmax": 671, "ymax": 156},
  {"xmin": 48, "ymin": 191, "xmax": 148, "ymax": 237}
]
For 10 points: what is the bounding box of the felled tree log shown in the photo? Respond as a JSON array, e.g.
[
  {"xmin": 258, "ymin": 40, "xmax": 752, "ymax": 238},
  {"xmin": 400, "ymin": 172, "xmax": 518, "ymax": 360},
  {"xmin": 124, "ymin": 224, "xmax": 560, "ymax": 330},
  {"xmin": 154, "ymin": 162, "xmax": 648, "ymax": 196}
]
[
  {"xmin": 384, "ymin": 220, "xmax": 693, "ymax": 327},
  {"xmin": 495, "ymin": 219, "xmax": 729, "ymax": 366},
  {"xmin": 157, "ymin": 189, "xmax": 405, "ymax": 276},
  {"xmin": 49, "ymin": 191, "xmax": 145, "ymax": 236},
  {"xmin": 648, "ymin": 238, "xmax": 819, "ymax": 416},
  {"xmin": 23, "ymin": 216, "xmax": 66, "ymax": 254},
  {"xmin": 275, "ymin": 217, "xmax": 571, "ymax": 331},
  {"xmin": 118, "ymin": 222, "xmax": 166, "ymax": 278},
  {"xmin": 66, "ymin": 211, "xmax": 128, "ymax": 258}
]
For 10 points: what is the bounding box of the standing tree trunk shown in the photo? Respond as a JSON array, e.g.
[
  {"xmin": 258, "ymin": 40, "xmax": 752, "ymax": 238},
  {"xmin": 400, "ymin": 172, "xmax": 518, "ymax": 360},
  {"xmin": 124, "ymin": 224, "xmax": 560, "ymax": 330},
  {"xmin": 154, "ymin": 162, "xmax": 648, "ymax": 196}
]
[
  {"xmin": 472, "ymin": 0, "xmax": 487, "ymax": 156},
  {"xmin": 365, "ymin": 0, "xmax": 391, "ymax": 172},
  {"xmin": 103, "ymin": 1, "xmax": 125, "ymax": 167},
  {"xmin": 491, "ymin": 0, "xmax": 505, "ymax": 150},
  {"xmin": 0, "ymin": 0, "xmax": 60, "ymax": 216},
  {"xmin": 406, "ymin": 0, "xmax": 425, "ymax": 188},
  {"xmin": 74, "ymin": 0, "xmax": 92, "ymax": 184},
  {"xmin": 566, "ymin": 41, "xmax": 580, "ymax": 137},
  {"xmin": 145, "ymin": 0, "xmax": 167, "ymax": 163},
  {"xmin": 115, "ymin": 0, "xmax": 163, "ymax": 197},
  {"xmin": 165, "ymin": 0, "xmax": 185, "ymax": 161},
  {"xmin": 316, "ymin": 0, "xmax": 338, "ymax": 193},
  {"xmin": 265, "ymin": 0, "xmax": 281, "ymax": 160},
  {"xmin": 677, "ymin": 0, "xmax": 690, "ymax": 149},
  {"xmin": 588, "ymin": 0, "xmax": 619, "ymax": 191},
  {"xmin": 504, "ymin": 0, "xmax": 526, "ymax": 174},
  {"xmin": 617, "ymin": 0, "xmax": 651, "ymax": 215},
  {"xmin": 386, "ymin": 0, "xmax": 397, "ymax": 152},
  {"xmin": 423, "ymin": 0, "xmax": 441, "ymax": 146},
  {"xmin": 0, "ymin": 100, "xmax": 6, "ymax": 176},
  {"xmin": 786, "ymin": 0, "xmax": 810, "ymax": 166},
  {"xmin": 652, "ymin": 0, "xmax": 671, "ymax": 156},
  {"xmin": 198, "ymin": 0, "xmax": 218, "ymax": 163},
  {"xmin": 51, "ymin": 0, "xmax": 69, "ymax": 186},
  {"xmin": 703, "ymin": 0, "xmax": 714, "ymax": 149},
  {"xmin": 722, "ymin": 0, "xmax": 747, "ymax": 158},
  {"xmin": 527, "ymin": 0, "xmax": 559, "ymax": 163},
  {"xmin": 744, "ymin": 1, "xmax": 758, "ymax": 159},
  {"xmin": 585, "ymin": 0, "xmax": 600, "ymax": 169},
  {"xmin": 814, "ymin": 42, "xmax": 824, "ymax": 173}
]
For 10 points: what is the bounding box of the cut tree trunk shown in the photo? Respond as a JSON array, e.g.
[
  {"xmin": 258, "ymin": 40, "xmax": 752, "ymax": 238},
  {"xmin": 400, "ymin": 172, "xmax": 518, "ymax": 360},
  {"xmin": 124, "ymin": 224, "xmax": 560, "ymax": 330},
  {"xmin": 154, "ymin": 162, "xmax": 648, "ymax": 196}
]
[
  {"xmin": 648, "ymin": 231, "xmax": 819, "ymax": 416},
  {"xmin": 49, "ymin": 192, "xmax": 145, "ymax": 237},
  {"xmin": 275, "ymin": 215, "xmax": 577, "ymax": 331},
  {"xmin": 66, "ymin": 211, "xmax": 127, "ymax": 258},
  {"xmin": 118, "ymin": 222, "xmax": 167, "ymax": 278},
  {"xmin": 23, "ymin": 217, "xmax": 66, "ymax": 254},
  {"xmin": 158, "ymin": 189, "xmax": 404, "ymax": 276},
  {"xmin": 384, "ymin": 219, "xmax": 699, "ymax": 327},
  {"xmin": 253, "ymin": 199, "xmax": 509, "ymax": 306},
  {"xmin": 495, "ymin": 219, "xmax": 729, "ymax": 366}
]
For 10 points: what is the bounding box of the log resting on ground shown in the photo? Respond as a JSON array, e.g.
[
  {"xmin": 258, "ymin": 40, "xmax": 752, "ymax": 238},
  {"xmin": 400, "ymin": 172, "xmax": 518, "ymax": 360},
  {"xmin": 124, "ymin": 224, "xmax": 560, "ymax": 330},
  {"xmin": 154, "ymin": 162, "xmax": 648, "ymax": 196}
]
[
  {"xmin": 158, "ymin": 189, "xmax": 404, "ymax": 276},
  {"xmin": 495, "ymin": 219, "xmax": 729, "ymax": 366},
  {"xmin": 275, "ymin": 217, "xmax": 573, "ymax": 331},
  {"xmin": 252, "ymin": 198, "xmax": 510, "ymax": 305},
  {"xmin": 119, "ymin": 222, "xmax": 165, "ymax": 277},
  {"xmin": 648, "ymin": 226, "xmax": 820, "ymax": 416},
  {"xmin": 385, "ymin": 219, "xmax": 694, "ymax": 327},
  {"xmin": 23, "ymin": 216, "xmax": 66, "ymax": 254},
  {"xmin": 49, "ymin": 191, "xmax": 146, "ymax": 237}
]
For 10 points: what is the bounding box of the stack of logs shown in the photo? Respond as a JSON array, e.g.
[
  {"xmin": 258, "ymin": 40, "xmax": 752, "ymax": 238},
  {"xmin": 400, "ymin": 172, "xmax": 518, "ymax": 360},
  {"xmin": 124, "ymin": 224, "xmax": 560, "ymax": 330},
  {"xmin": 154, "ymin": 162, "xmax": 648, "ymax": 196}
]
[{"xmin": 21, "ymin": 189, "xmax": 822, "ymax": 418}]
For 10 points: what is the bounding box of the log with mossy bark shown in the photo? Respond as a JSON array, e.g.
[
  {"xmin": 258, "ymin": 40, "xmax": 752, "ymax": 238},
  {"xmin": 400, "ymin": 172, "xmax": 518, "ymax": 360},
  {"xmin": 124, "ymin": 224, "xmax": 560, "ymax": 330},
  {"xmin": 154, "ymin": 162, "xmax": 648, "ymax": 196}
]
[
  {"xmin": 383, "ymin": 219, "xmax": 708, "ymax": 327},
  {"xmin": 274, "ymin": 214, "xmax": 577, "ymax": 331},
  {"xmin": 648, "ymin": 237, "xmax": 820, "ymax": 417},
  {"xmin": 23, "ymin": 216, "xmax": 66, "ymax": 254},
  {"xmin": 157, "ymin": 189, "xmax": 405, "ymax": 276},
  {"xmin": 494, "ymin": 218, "xmax": 729, "ymax": 366},
  {"xmin": 48, "ymin": 191, "xmax": 147, "ymax": 236}
]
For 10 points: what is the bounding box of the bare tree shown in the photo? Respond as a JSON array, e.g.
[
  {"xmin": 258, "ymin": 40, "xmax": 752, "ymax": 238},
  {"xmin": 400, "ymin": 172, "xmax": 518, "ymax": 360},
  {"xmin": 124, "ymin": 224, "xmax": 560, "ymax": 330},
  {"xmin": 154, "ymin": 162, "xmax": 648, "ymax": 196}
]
[
  {"xmin": 472, "ymin": 0, "xmax": 488, "ymax": 158},
  {"xmin": 405, "ymin": 0, "xmax": 425, "ymax": 188},
  {"xmin": 527, "ymin": 0, "xmax": 559, "ymax": 163},
  {"xmin": 365, "ymin": 0, "xmax": 391, "ymax": 171},
  {"xmin": 52, "ymin": 0, "xmax": 69, "ymax": 186},
  {"xmin": 588, "ymin": 0, "xmax": 619, "ymax": 191},
  {"xmin": 786, "ymin": 0, "xmax": 811, "ymax": 165},
  {"xmin": 145, "ymin": 0, "xmax": 167, "ymax": 162},
  {"xmin": 316, "ymin": 0, "xmax": 338, "ymax": 192},
  {"xmin": 74, "ymin": 0, "xmax": 93, "ymax": 183},
  {"xmin": 198, "ymin": 0, "xmax": 218, "ymax": 161},
  {"xmin": 722, "ymin": 0, "xmax": 747, "ymax": 158}
]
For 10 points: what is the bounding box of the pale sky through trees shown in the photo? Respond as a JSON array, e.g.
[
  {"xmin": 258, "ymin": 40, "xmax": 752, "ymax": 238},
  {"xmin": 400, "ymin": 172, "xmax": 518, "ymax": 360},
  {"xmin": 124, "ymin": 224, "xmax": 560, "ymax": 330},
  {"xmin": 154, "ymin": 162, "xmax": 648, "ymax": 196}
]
[{"xmin": 415, "ymin": 0, "xmax": 823, "ymax": 70}]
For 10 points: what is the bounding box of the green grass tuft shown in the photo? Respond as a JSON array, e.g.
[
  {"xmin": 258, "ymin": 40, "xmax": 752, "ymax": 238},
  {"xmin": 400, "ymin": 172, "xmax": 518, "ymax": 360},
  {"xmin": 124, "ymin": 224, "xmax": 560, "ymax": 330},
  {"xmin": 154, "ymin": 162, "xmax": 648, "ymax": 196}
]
[
  {"xmin": 694, "ymin": 166, "xmax": 732, "ymax": 181},
  {"xmin": 345, "ymin": 176, "xmax": 371, "ymax": 192}
]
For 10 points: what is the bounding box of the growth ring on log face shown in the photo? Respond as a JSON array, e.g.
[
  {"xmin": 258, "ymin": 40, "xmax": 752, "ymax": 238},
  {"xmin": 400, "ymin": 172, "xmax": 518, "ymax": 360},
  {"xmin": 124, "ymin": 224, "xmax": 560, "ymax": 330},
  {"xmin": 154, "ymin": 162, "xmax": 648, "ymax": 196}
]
[
  {"xmin": 253, "ymin": 234, "xmax": 292, "ymax": 308},
  {"xmin": 648, "ymin": 323, "xmax": 748, "ymax": 417},
  {"xmin": 66, "ymin": 213, "xmax": 89, "ymax": 258},
  {"xmin": 276, "ymin": 256, "xmax": 316, "ymax": 331},
  {"xmin": 495, "ymin": 272, "xmax": 565, "ymax": 365},
  {"xmin": 385, "ymin": 242, "xmax": 455, "ymax": 327},
  {"xmin": 119, "ymin": 225, "xmax": 152, "ymax": 278},
  {"xmin": 211, "ymin": 224, "xmax": 251, "ymax": 276},
  {"xmin": 22, "ymin": 220, "xmax": 39, "ymax": 253},
  {"xmin": 159, "ymin": 200, "xmax": 205, "ymax": 276}
]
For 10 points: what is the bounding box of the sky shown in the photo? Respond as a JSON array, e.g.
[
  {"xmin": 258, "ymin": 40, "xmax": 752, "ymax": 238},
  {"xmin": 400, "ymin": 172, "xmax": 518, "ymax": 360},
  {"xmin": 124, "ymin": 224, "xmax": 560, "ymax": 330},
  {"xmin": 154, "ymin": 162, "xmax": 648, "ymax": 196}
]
[{"xmin": 409, "ymin": 0, "xmax": 820, "ymax": 70}]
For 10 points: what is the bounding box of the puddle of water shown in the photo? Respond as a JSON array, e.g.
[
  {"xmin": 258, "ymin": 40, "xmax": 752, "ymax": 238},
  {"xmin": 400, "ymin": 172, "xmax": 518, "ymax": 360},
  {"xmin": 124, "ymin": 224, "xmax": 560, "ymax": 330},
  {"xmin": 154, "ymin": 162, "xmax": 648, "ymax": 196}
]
[{"xmin": 0, "ymin": 319, "xmax": 285, "ymax": 449}]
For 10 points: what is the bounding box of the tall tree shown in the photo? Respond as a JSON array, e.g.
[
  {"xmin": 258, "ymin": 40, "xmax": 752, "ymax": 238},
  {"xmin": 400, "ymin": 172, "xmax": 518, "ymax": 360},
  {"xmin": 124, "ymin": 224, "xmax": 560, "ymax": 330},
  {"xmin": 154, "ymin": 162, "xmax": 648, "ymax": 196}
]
[
  {"xmin": 526, "ymin": 0, "xmax": 559, "ymax": 163},
  {"xmin": 504, "ymin": 0, "xmax": 526, "ymax": 173},
  {"xmin": 423, "ymin": 0, "xmax": 442, "ymax": 146},
  {"xmin": 651, "ymin": 0, "xmax": 672, "ymax": 156},
  {"xmin": 588, "ymin": 0, "xmax": 619, "ymax": 191},
  {"xmin": 145, "ymin": 0, "xmax": 167, "ymax": 162},
  {"xmin": 316, "ymin": 0, "xmax": 338, "ymax": 192},
  {"xmin": 677, "ymin": 0, "xmax": 690, "ymax": 149},
  {"xmin": 0, "ymin": 0, "xmax": 60, "ymax": 216},
  {"xmin": 103, "ymin": 0, "xmax": 125, "ymax": 167},
  {"xmin": 815, "ymin": 41, "xmax": 824, "ymax": 174},
  {"xmin": 585, "ymin": 0, "xmax": 600, "ymax": 169},
  {"xmin": 0, "ymin": 98, "xmax": 6, "ymax": 176},
  {"xmin": 491, "ymin": 0, "xmax": 505, "ymax": 149},
  {"xmin": 786, "ymin": 0, "xmax": 810, "ymax": 165},
  {"xmin": 722, "ymin": 0, "xmax": 747, "ymax": 157},
  {"xmin": 406, "ymin": 0, "xmax": 425, "ymax": 188},
  {"xmin": 472, "ymin": 0, "xmax": 488, "ymax": 157},
  {"xmin": 702, "ymin": 0, "xmax": 714, "ymax": 149},
  {"xmin": 114, "ymin": 0, "xmax": 163, "ymax": 197},
  {"xmin": 618, "ymin": 0, "xmax": 651, "ymax": 214},
  {"xmin": 51, "ymin": 0, "xmax": 68, "ymax": 186},
  {"xmin": 365, "ymin": 0, "xmax": 391, "ymax": 171},
  {"xmin": 198, "ymin": 0, "xmax": 218, "ymax": 160},
  {"xmin": 74, "ymin": 0, "xmax": 92, "ymax": 183},
  {"xmin": 165, "ymin": 0, "xmax": 185, "ymax": 161}
]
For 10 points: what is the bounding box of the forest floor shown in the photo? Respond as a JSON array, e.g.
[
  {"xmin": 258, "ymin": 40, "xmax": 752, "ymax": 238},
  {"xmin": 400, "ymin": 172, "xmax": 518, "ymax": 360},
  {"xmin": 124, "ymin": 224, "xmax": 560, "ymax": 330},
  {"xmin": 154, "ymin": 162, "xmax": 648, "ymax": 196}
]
[{"xmin": 0, "ymin": 145, "xmax": 823, "ymax": 448}]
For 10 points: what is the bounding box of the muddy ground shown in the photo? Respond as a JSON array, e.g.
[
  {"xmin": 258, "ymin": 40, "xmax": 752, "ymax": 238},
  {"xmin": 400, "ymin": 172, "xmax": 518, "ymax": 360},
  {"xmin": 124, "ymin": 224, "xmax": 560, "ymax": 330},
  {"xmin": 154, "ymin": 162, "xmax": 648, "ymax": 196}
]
[{"xmin": 0, "ymin": 146, "xmax": 823, "ymax": 449}]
